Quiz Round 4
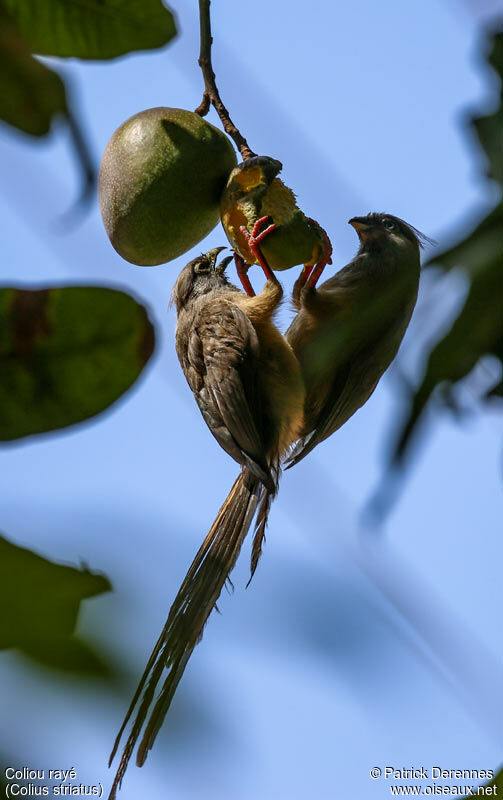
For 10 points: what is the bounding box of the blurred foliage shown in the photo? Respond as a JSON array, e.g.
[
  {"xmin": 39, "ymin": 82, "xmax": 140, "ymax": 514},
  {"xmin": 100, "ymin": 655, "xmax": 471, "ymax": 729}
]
[
  {"xmin": 390, "ymin": 26, "xmax": 503, "ymax": 466},
  {"xmin": 0, "ymin": 534, "xmax": 112, "ymax": 675},
  {"xmin": 0, "ymin": 286, "xmax": 155, "ymax": 441},
  {"xmin": 0, "ymin": 0, "xmax": 176, "ymax": 210},
  {"xmin": 0, "ymin": 0, "xmax": 164, "ymax": 696},
  {"xmin": 459, "ymin": 766, "xmax": 503, "ymax": 797},
  {"xmin": 488, "ymin": 767, "xmax": 503, "ymax": 793},
  {"xmin": 2, "ymin": 0, "xmax": 176, "ymax": 60},
  {"xmin": 0, "ymin": 6, "xmax": 67, "ymax": 136}
]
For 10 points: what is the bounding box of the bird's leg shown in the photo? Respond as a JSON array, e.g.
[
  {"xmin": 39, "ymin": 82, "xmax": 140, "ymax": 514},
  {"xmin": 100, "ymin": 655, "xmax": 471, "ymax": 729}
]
[
  {"xmin": 234, "ymin": 252, "xmax": 256, "ymax": 297},
  {"xmin": 240, "ymin": 216, "xmax": 278, "ymax": 283},
  {"xmin": 292, "ymin": 223, "xmax": 332, "ymax": 308},
  {"xmin": 292, "ymin": 263, "xmax": 315, "ymax": 308},
  {"xmin": 235, "ymin": 218, "xmax": 283, "ymax": 322},
  {"xmin": 305, "ymin": 223, "xmax": 333, "ymax": 288},
  {"xmin": 295, "ymin": 222, "xmax": 333, "ymax": 291}
]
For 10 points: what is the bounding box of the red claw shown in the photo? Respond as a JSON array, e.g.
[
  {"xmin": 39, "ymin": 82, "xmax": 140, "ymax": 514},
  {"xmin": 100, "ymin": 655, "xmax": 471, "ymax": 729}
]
[
  {"xmin": 240, "ymin": 216, "xmax": 276, "ymax": 281},
  {"xmin": 250, "ymin": 216, "xmax": 277, "ymax": 244}
]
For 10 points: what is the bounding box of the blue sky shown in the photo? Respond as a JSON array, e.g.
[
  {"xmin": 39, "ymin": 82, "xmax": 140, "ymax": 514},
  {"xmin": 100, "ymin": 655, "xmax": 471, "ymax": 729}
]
[{"xmin": 1, "ymin": 0, "xmax": 503, "ymax": 797}]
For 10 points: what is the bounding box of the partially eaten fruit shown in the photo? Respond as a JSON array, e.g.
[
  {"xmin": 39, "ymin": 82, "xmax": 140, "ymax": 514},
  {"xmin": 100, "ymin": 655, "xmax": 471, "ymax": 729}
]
[
  {"xmin": 99, "ymin": 107, "xmax": 237, "ymax": 266},
  {"xmin": 220, "ymin": 156, "xmax": 328, "ymax": 271}
]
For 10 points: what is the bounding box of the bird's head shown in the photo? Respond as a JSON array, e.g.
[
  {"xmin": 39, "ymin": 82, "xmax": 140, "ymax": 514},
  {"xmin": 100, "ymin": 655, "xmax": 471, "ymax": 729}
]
[
  {"xmin": 171, "ymin": 247, "xmax": 233, "ymax": 313},
  {"xmin": 349, "ymin": 213, "xmax": 433, "ymax": 257}
]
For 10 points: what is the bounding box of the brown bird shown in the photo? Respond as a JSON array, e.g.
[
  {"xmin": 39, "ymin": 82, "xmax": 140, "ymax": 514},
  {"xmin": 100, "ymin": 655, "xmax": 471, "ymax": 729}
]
[
  {"xmin": 109, "ymin": 242, "xmax": 304, "ymax": 797},
  {"xmin": 285, "ymin": 213, "xmax": 430, "ymax": 467}
]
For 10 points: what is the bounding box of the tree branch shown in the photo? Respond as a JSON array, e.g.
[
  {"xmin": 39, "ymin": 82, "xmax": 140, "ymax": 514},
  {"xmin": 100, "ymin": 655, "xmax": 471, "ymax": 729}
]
[{"xmin": 195, "ymin": 0, "xmax": 255, "ymax": 160}]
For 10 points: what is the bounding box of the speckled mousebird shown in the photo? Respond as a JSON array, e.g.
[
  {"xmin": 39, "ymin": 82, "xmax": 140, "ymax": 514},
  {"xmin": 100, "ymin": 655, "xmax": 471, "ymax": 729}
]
[
  {"xmin": 284, "ymin": 212, "xmax": 431, "ymax": 467},
  {"xmin": 108, "ymin": 242, "xmax": 304, "ymax": 797}
]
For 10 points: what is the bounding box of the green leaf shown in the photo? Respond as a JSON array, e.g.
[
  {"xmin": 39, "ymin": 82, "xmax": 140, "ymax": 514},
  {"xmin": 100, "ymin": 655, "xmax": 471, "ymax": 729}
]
[
  {"xmin": 492, "ymin": 768, "xmax": 503, "ymax": 792},
  {"xmin": 459, "ymin": 767, "xmax": 503, "ymax": 797},
  {"xmin": 474, "ymin": 110, "xmax": 503, "ymax": 185},
  {"xmin": 0, "ymin": 7, "xmax": 66, "ymax": 135},
  {"xmin": 473, "ymin": 32, "xmax": 503, "ymax": 184},
  {"xmin": 484, "ymin": 335, "xmax": 503, "ymax": 400},
  {"xmin": 0, "ymin": 286, "xmax": 155, "ymax": 441},
  {"xmin": 389, "ymin": 27, "xmax": 503, "ymax": 464},
  {"xmin": 430, "ymin": 205, "xmax": 503, "ymax": 275},
  {"xmin": 393, "ymin": 255, "xmax": 503, "ymax": 460},
  {"xmin": 3, "ymin": 0, "xmax": 177, "ymax": 60},
  {"xmin": 0, "ymin": 534, "xmax": 111, "ymax": 674},
  {"xmin": 21, "ymin": 636, "xmax": 111, "ymax": 676}
]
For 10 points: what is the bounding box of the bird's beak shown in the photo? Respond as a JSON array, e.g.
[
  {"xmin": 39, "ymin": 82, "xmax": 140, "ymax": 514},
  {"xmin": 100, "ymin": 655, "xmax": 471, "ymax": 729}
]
[
  {"xmin": 348, "ymin": 216, "xmax": 371, "ymax": 233},
  {"xmin": 216, "ymin": 254, "xmax": 233, "ymax": 274},
  {"xmin": 206, "ymin": 246, "xmax": 227, "ymax": 270}
]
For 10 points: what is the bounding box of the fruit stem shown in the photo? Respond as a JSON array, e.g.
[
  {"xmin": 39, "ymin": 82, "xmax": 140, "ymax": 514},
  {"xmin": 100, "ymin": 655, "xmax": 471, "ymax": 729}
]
[{"xmin": 196, "ymin": 0, "xmax": 256, "ymax": 160}]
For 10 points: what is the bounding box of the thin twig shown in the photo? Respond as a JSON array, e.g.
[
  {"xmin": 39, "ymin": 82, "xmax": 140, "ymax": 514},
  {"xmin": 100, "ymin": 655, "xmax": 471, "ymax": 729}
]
[
  {"xmin": 194, "ymin": 89, "xmax": 210, "ymax": 116},
  {"xmin": 195, "ymin": 0, "xmax": 255, "ymax": 160},
  {"xmin": 55, "ymin": 106, "xmax": 96, "ymax": 230}
]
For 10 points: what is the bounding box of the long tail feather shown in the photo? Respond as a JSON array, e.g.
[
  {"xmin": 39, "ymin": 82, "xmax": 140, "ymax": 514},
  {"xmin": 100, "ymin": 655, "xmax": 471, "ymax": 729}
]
[
  {"xmin": 248, "ymin": 464, "xmax": 280, "ymax": 583},
  {"xmin": 108, "ymin": 469, "xmax": 261, "ymax": 799},
  {"xmin": 248, "ymin": 489, "xmax": 271, "ymax": 583}
]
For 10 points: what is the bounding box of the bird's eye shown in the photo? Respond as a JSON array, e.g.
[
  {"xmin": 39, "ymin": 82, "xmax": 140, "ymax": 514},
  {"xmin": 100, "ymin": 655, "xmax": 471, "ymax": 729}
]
[
  {"xmin": 383, "ymin": 219, "xmax": 396, "ymax": 230},
  {"xmin": 194, "ymin": 261, "xmax": 210, "ymax": 273}
]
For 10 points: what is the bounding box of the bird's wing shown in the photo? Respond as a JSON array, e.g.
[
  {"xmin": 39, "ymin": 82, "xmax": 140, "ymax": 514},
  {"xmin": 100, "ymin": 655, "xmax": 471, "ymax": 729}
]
[
  {"xmin": 287, "ymin": 360, "xmax": 379, "ymax": 468},
  {"xmin": 287, "ymin": 304, "xmax": 413, "ymax": 468},
  {"xmin": 181, "ymin": 297, "xmax": 272, "ymax": 485},
  {"xmin": 287, "ymin": 260, "xmax": 418, "ymax": 467},
  {"xmin": 286, "ymin": 267, "xmax": 382, "ymax": 468}
]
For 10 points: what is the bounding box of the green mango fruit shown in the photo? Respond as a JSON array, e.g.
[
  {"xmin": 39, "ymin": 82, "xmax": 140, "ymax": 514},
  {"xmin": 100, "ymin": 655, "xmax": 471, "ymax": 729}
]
[
  {"xmin": 220, "ymin": 156, "xmax": 327, "ymax": 271},
  {"xmin": 99, "ymin": 107, "xmax": 237, "ymax": 266}
]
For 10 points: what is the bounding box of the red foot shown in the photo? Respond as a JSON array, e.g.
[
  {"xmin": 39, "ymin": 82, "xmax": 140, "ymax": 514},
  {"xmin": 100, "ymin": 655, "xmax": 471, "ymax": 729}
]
[
  {"xmin": 234, "ymin": 252, "xmax": 255, "ymax": 297},
  {"xmin": 306, "ymin": 225, "xmax": 333, "ymax": 288},
  {"xmin": 240, "ymin": 216, "xmax": 276, "ymax": 282},
  {"xmin": 249, "ymin": 216, "xmax": 276, "ymax": 244}
]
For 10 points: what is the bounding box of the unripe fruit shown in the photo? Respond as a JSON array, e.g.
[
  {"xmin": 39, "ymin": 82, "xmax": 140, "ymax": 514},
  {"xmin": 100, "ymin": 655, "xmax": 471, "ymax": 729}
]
[
  {"xmin": 99, "ymin": 107, "xmax": 237, "ymax": 266},
  {"xmin": 220, "ymin": 156, "xmax": 326, "ymax": 271}
]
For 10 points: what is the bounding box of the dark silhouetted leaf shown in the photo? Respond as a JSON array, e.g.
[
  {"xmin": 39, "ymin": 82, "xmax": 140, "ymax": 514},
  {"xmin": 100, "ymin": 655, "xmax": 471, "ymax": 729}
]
[
  {"xmin": 0, "ymin": 534, "xmax": 111, "ymax": 674},
  {"xmin": 474, "ymin": 110, "xmax": 503, "ymax": 184},
  {"xmin": 0, "ymin": 286, "xmax": 155, "ymax": 441},
  {"xmin": 0, "ymin": 7, "xmax": 66, "ymax": 136},
  {"xmin": 429, "ymin": 204, "xmax": 503, "ymax": 275},
  {"xmin": 3, "ymin": 0, "xmax": 177, "ymax": 60},
  {"xmin": 474, "ymin": 32, "xmax": 503, "ymax": 184},
  {"xmin": 21, "ymin": 636, "xmax": 111, "ymax": 676},
  {"xmin": 390, "ymin": 27, "xmax": 503, "ymax": 464},
  {"xmin": 483, "ymin": 335, "xmax": 503, "ymax": 400},
  {"xmin": 394, "ymin": 255, "xmax": 503, "ymax": 460}
]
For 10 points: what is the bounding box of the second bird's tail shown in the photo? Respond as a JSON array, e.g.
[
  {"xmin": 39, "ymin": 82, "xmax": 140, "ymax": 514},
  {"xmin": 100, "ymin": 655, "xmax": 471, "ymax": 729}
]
[{"xmin": 108, "ymin": 467, "xmax": 274, "ymax": 798}]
